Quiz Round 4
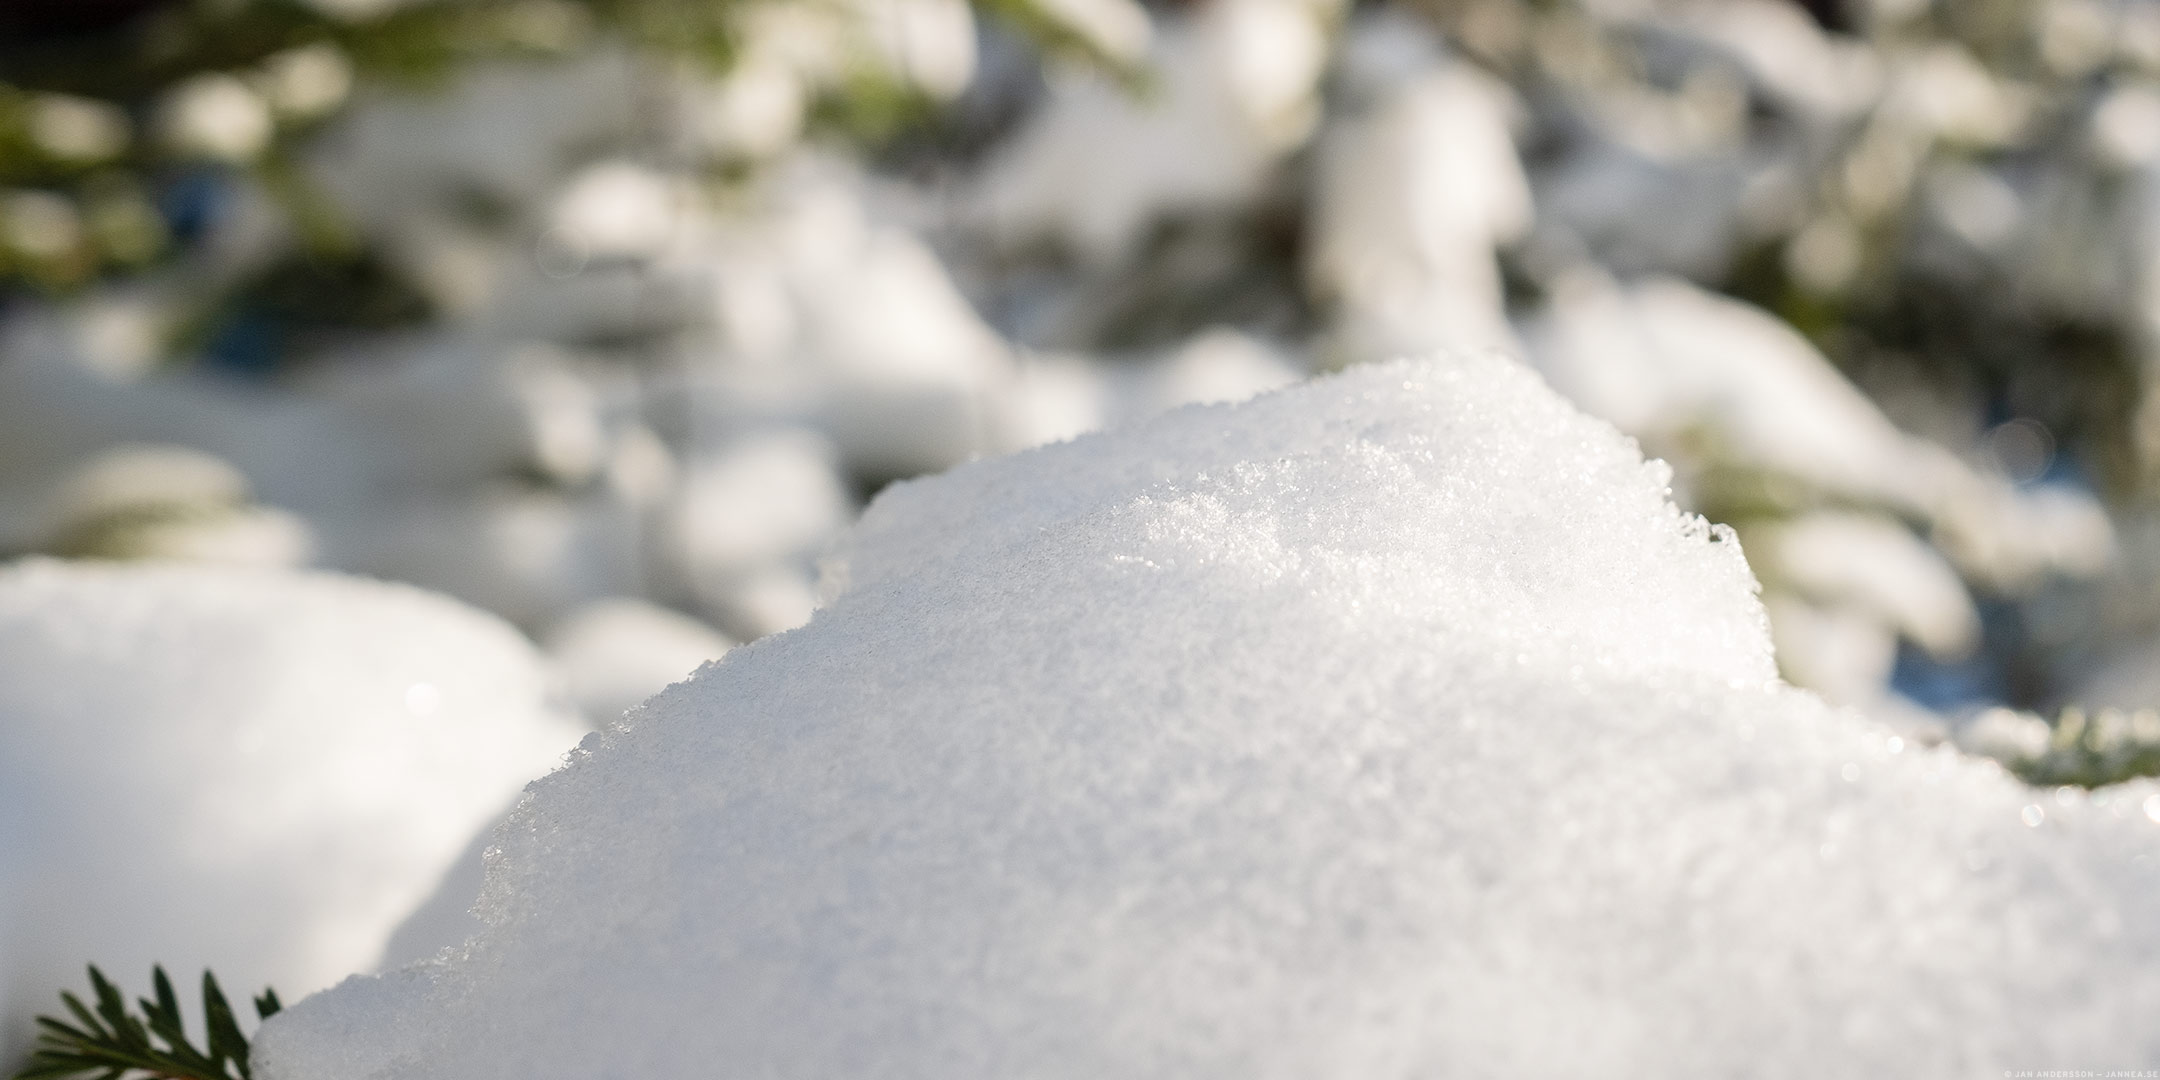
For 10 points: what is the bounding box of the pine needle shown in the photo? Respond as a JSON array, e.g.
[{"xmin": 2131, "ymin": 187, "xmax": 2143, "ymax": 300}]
[{"xmin": 11, "ymin": 966, "xmax": 282, "ymax": 1080}]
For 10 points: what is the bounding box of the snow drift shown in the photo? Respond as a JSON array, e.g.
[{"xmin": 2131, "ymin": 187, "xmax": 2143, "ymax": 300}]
[{"xmin": 256, "ymin": 355, "xmax": 2160, "ymax": 1077}]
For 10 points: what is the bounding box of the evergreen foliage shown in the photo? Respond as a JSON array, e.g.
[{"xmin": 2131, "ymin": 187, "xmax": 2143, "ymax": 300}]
[
  {"xmin": 11, "ymin": 967, "xmax": 281, "ymax": 1080},
  {"xmin": 0, "ymin": 0, "xmax": 1108, "ymax": 293}
]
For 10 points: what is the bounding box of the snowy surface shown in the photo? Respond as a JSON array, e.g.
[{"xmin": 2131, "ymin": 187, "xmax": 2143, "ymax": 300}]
[
  {"xmin": 0, "ymin": 562, "xmax": 585, "ymax": 1055},
  {"xmin": 252, "ymin": 355, "xmax": 2160, "ymax": 1076},
  {"xmin": 248, "ymin": 355, "xmax": 2160, "ymax": 1076}
]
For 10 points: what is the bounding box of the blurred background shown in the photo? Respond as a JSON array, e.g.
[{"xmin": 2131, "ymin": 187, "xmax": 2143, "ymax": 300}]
[
  {"xmin": 12, "ymin": 0, "xmax": 2160, "ymax": 772},
  {"xmin": 8, "ymin": 0, "xmax": 2160, "ymax": 1049}
]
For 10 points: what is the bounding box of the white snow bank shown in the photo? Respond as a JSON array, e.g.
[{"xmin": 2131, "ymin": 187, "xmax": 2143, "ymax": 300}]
[
  {"xmin": 257, "ymin": 356, "xmax": 2160, "ymax": 1078},
  {"xmin": 0, "ymin": 562, "xmax": 585, "ymax": 1056}
]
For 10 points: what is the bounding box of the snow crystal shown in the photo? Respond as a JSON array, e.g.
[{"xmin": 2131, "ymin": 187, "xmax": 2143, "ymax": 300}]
[
  {"xmin": 257, "ymin": 355, "xmax": 2160, "ymax": 1078},
  {"xmin": 0, "ymin": 562, "xmax": 585, "ymax": 1056}
]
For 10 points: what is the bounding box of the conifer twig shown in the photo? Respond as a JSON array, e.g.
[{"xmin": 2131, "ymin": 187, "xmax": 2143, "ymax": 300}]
[{"xmin": 11, "ymin": 966, "xmax": 281, "ymax": 1080}]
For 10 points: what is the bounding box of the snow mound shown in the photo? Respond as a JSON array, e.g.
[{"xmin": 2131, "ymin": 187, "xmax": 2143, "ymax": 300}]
[
  {"xmin": 257, "ymin": 355, "xmax": 2160, "ymax": 1078},
  {"xmin": 0, "ymin": 562, "xmax": 585, "ymax": 1055}
]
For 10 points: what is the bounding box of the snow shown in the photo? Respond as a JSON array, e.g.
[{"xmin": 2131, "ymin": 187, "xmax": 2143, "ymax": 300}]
[
  {"xmin": 1309, "ymin": 17, "xmax": 1530, "ymax": 360},
  {"xmin": 2077, "ymin": 635, "xmax": 2160, "ymax": 714},
  {"xmin": 372, "ymin": 826, "xmax": 496, "ymax": 974},
  {"xmin": 1741, "ymin": 511, "xmax": 1978, "ymax": 662},
  {"xmin": 305, "ymin": 55, "xmax": 645, "ymax": 232},
  {"xmin": 0, "ymin": 329, "xmax": 615, "ymax": 545},
  {"xmin": 992, "ymin": 353, "xmax": 1111, "ymax": 452},
  {"xmin": 37, "ymin": 444, "xmax": 316, "ymax": 568},
  {"xmin": 663, "ymin": 429, "xmax": 852, "ymax": 636},
  {"xmin": 1524, "ymin": 273, "xmax": 2114, "ymax": 597},
  {"xmin": 251, "ymin": 354, "xmax": 2160, "ymax": 1077},
  {"xmin": 544, "ymin": 598, "xmax": 735, "ymax": 724},
  {"xmin": 1758, "ymin": 592, "xmax": 1900, "ymax": 709},
  {"xmin": 855, "ymin": 0, "xmax": 978, "ymax": 100},
  {"xmin": 1133, "ymin": 327, "xmax": 1302, "ymax": 413},
  {"xmin": 1027, "ymin": 0, "xmax": 1153, "ymax": 64},
  {"xmin": 1524, "ymin": 275, "xmax": 1957, "ymax": 515},
  {"xmin": 0, "ymin": 562, "xmax": 585, "ymax": 1056},
  {"xmin": 158, "ymin": 74, "xmax": 273, "ymax": 163},
  {"xmin": 545, "ymin": 162, "xmax": 687, "ymax": 263},
  {"xmin": 972, "ymin": 0, "xmax": 1334, "ymax": 264},
  {"xmin": 325, "ymin": 488, "xmax": 643, "ymax": 634},
  {"xmin": 1660, "ymin": 0, "xmax": 1880, "ymax": 123}
]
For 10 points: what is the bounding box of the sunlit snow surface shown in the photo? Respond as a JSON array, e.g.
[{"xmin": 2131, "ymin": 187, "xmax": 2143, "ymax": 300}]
[
  {"xmin": 0, "ymin": 564, "xmax": 587, "ymax": 1055},
  {"xmin": 258, "ymin": 356, "xmax": 2160, "ymax": 1077}
]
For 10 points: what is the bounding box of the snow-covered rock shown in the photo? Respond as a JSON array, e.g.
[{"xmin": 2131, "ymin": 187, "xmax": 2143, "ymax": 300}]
[
  {"xmin": 257, "ymin": 355, "xmax": 2160, "ymax": 1077},
  {"xmin": 0, "ymin": 562, "xmax": 585, "ymax": 1056}
]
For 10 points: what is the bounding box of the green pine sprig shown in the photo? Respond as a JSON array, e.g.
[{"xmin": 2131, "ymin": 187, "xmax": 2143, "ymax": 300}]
[{"xmin": 12, "ymin": 966, "xmax": 281, "ymax": 1080}]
